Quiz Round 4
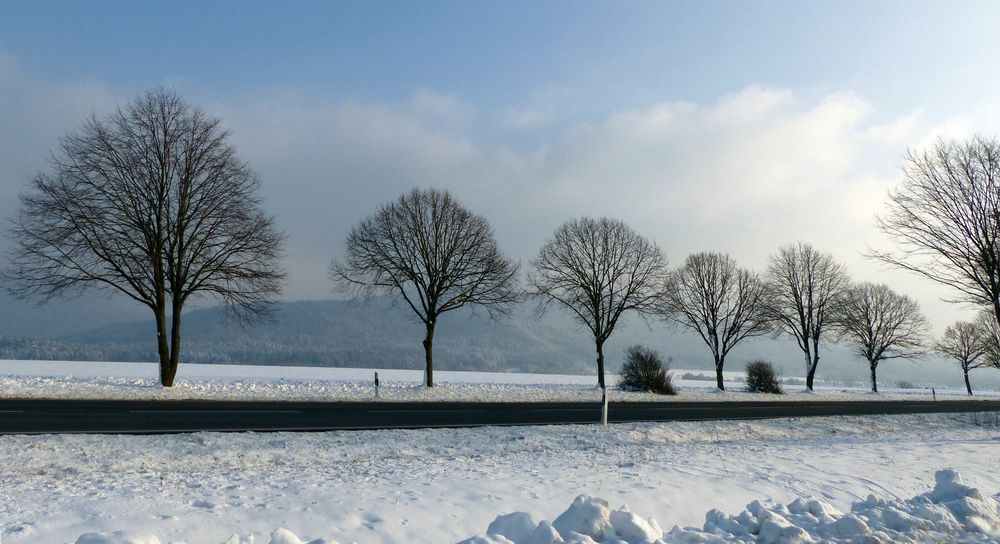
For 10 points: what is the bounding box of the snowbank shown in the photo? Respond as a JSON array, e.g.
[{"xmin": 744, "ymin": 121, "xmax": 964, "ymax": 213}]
[
  {"xmin": 461, "ymin": 469, "xmax": 1000, "ymax": 543},
  {"xmin": 75, "ymin": 532, "xmax": 162, "ymax": 544},
  {"xmin": 64, "ymin": 469, "xmax": 1000, "ymax": 544}
]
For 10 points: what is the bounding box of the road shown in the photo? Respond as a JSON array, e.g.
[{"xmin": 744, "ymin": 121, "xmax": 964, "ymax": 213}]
[{"xmin": 1, "ymin": 398, "xmax": 999, "ymax": 434}]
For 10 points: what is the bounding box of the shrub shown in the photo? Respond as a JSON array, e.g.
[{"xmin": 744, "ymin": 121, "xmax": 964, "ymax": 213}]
[
  {"xmin": 680, "ymin": 372, "xmax": 715, "ymax": 381},
  {"xmin": 746, "ymin": 360, "xmax": 783, "ymax": 394},
  {"xmin": 618, "ymin": 345, "xmax": 676, "ymax": 395}
]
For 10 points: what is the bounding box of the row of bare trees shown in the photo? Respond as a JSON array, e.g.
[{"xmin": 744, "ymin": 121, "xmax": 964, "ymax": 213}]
[
  {"xmin": 330, "ymin": 189, "xmax": 943, "ymax": 393},
  {"xmin": 329, "ymin": 142, "xmax": 1000, "ymax": 394},
  {"xmin": 5, "ymin": 88, "xmax": 1000, "ymax": 392}
]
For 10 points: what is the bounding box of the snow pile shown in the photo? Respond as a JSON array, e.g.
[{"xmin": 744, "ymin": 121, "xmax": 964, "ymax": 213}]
[
  {"xmin": 673, "ymin": 468, "xmax": 1000, "ymax": 543},
  {"xmin": 462, "ymin": 469, "xmax": 1000, "ymax": 543},
  {"xmin": 459, "ymin": 495, "xmax": 664, "ymax": 544},
  {"xmin": 75, "ymin": 532, "xmax": 162, "ymax": 544}
]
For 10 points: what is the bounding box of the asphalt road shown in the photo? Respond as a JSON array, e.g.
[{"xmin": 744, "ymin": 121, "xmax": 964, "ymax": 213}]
[{"xmin": 1, "ymin": 398, "xmax": 999, "ymax": 434}]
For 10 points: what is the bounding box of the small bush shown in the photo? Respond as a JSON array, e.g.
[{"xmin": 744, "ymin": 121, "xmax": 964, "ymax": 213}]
[
  {"xmin": 746, "ymin": 360, "xmax": 783, "ymax": 394},
  {"xmin": 618, "ymin": 345, "xmax": 676, "ymax": 395},
  {"xmin": 896, "ymin": 380, "xmax": 916, "ymax": 390},
  {"xmin": 680, "ymin": 372, "xmax": 716, "ymax": 381}
]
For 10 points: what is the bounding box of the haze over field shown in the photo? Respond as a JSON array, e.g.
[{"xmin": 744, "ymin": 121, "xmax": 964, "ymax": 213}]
[{"xmin": 5, "ymin": 2, "xmax": 1000, "ymax": 389}]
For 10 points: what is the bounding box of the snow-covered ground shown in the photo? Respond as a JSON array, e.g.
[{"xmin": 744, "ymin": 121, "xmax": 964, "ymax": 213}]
[
  {"xmin": 2, "ymin": 412, "xmax": 999, "ymax": 543},
  {"xmin": 2, "ymin": 360, "xmax": 995, "ymax": 402}
]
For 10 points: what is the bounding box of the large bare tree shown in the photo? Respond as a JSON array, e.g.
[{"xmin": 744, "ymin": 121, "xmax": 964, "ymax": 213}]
[
  {"xmin": 662, "ymin": 252, "xmax": 771, "ymax": 391},
  {"xmin": 331, "ymin": 188, "xmax": 519, "ymax": 387},
  {"xmin": 872, "ymin": 136, "xmax": 1000, "ymax": 324},
  {"xmin": 832, "ymin": 282, "xmax": 929, "ymax": 393},
  {"xmin": 529, "ymin": 217, "xmax": 669, "ymax": 389},
  {"xmin": 765, "ymin": 242, "xmax": 850, "ymax": 391},
  {"xmin": 4, "ymin": 88, "xmax": 286, "ymax": 386},
  {"xmin": 935, "ymin": 317, "xmax": 996, "ymax": 396}
]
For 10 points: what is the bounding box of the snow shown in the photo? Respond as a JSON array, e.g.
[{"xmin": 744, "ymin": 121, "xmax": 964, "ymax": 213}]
[
  {"xmin": 1, "ymin": 359, "xmax": 996, "ymax": 402},
  {"xmin": 75, "ymin": 532, "xmax": 162, "ymax": 544},
  {"xmin": 464, "ymin": 468, "xmax": 1000, "ymax": 543},
  {"xmin": 3, "ymin": 412, "xmax": 1000, "ymax": 543},
  {"xmin": 551, "ymin": 495, "xmax": 615, "ymax": 540},
  {"xmin": 486, "ymin": 513, "xmax": 536, "ymax": 543}
]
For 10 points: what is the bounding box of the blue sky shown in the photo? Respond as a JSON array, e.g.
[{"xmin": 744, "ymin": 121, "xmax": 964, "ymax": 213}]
[
  {"xmin": 6, "ymin": 1, "xmax": 1000, "ymax": 123},
  {"xmin": 4, "ymin": 1, "xmax": 1000, "ymax": 329}
]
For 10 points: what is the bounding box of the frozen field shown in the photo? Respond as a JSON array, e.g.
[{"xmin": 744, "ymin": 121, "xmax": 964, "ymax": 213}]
[
  {"xmin": 1, "ymin": 359, "xmax": 996, "ymax": 402},
  {"xmin": 2, "ymin": 412, "xmax": 999, "ymax": 543}
]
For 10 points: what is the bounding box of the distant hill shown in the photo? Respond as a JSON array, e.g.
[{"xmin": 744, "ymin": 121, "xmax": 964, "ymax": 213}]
[
  {"xmin": 3, "ymin": 297, "xmax": 1000, "ymax": 390},
  {"xmin": 0, "ymin": 291, "xmax": 147, "ymax": 338},
  {"xmin": 53, "ymin": 298, "xmax": 599, "ymax": 374}
]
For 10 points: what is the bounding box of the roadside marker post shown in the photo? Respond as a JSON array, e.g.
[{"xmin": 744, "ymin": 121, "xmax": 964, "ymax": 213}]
[
  {"xmin": 601, "ymin": 388, "xmax": 608, "ymax": 426},
  {"xmin": 375, "ymin": 372, "xmax": 380, "ymax": 399}
]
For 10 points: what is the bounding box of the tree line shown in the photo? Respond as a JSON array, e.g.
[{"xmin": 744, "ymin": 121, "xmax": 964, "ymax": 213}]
[{"xmin": 5, "ymin": 89, "xmax": 1000, "ymax": 394}]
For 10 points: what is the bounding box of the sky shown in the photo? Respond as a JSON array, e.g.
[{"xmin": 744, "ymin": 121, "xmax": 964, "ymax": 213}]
[{"xmin": 4, "ymin": 1, "xmax": 1000, "ymax": 333}]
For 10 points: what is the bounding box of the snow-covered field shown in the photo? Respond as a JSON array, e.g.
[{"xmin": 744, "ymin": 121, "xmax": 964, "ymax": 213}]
[
  {"xmin": 2, "ymin": 360, "xmax": 996, "ymax": 402},
  {"xmin": 2, "ymin": 412, "xmax": 1000, "ymax": 543}
]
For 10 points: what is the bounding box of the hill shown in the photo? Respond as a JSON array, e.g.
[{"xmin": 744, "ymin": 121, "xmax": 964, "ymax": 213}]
[{"xmin": 3, "ymin": 297, "xmax": 999, "ymax": 389}]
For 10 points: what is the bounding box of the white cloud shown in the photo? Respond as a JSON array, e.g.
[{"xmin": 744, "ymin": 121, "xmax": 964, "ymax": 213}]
[
  {"xmin": 501, "ymin": 108, "xmax": 552, "ymax": 130},
  {"xmin": 863, "ymin": 111, "xmax": 923, "ymax": 144},
  {"xmin": 408, "ymin": 88, "xmax": 475, "ymax": 127},
  {"xmin": 707, "ymin": 86, "xmax": 796, "ymax": 124}
]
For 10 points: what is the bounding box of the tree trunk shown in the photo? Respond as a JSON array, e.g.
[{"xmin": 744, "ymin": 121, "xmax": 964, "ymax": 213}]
[
  {"xmin": 164, "ymin": 297, "xmax": 183, "ymax": 388},
  {"xmin": 964, "ymin": 368, "xmax": 973, "ymax": 396},
  {"xmin": 154, "ymin": 301, "xmax": 172, "ymax": 387},
  {"xmin": 804, "ymin": 348, "xmax": 815, "ymax": 391},
  {"xmin": 423, "ymin": 321, "xmax": 436, "ymax": 387},
  {"xmin": 808, "ymin": 339, "xmax": 823, "ymax": 391},
  {"xmin": 715, "ymin": 355, "xmax": 725, "ymax": 391},
  {"xmin": 870, "ymin": 361, "xmax": 878, "ymax": 393},
  {"xmin": 596, "ymin": 339, "xmax": 606, "ymax": 390}
]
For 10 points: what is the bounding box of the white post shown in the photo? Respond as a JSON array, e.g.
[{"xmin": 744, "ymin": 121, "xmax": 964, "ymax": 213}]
[{"xmin": 601, "ymin": 387, "xmax": 608, "ymax": 426}]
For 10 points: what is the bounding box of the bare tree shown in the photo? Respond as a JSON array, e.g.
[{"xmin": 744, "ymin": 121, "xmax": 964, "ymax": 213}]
[
  {"xmin": 974, "ymin": 310, "xmax": 1000, "ymax": 372},
  {"xmin": 331, "ymin": 188, "xmax": 519, "ymax": 387},
  {"xmin": 529, "ymin": 217, "xmax": 669, "ymax": 390},
  {"xmin": 4, "ymin": 88, "xmax": 286, "ymax": 387},
  {"xmin": 662, "ymin": 252, "xmax": 771, "ymax": 391},
  {"xmin": 935, "ymin": 318, "xmax": 995, "ymax": 395},
  {"xmin": 765, "ymin": 242, "xmax": 850, "ymax": 391},
  {"xmin": 832, "ymin": 282, "xmax": 929, "ymax": 393},
  {"xmin": 872, "ymin": 136, "xmax": 1000, "ymax": 324}
]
